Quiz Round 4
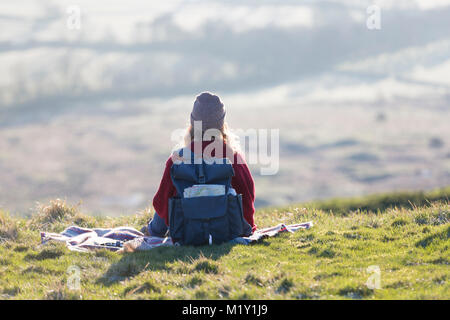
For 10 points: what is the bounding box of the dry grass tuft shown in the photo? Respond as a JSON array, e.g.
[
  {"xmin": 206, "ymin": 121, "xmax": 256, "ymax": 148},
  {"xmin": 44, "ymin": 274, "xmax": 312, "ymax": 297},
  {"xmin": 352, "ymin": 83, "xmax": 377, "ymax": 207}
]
[
  {"xmin": 35, "ymin": 199, "xmax": 78, "ymax": 223},
  {"xmin": 0, "ymin": 210, "xmax": 19, "ymax": 241},
  {"xmin": 28, "ymin": 199, "xmax": 94, "ymax": 231}
]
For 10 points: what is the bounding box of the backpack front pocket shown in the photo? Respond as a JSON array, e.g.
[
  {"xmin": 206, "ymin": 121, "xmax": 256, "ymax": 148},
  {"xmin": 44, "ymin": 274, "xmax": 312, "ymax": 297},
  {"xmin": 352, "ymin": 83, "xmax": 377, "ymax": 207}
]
[
  {"xmin": 181, "ymin": 195, "xmax": 227, "ymax": 219},
  {"xmin": 181, "ymin": 195, "xmax": 229, "ymax": 245}
]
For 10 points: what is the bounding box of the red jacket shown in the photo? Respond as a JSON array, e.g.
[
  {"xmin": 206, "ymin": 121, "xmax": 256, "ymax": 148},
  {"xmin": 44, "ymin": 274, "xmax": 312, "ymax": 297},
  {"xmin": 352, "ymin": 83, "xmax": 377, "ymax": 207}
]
[{"xmin": 153, "ymin": 141, "xmax": 257, "ymax": 232}]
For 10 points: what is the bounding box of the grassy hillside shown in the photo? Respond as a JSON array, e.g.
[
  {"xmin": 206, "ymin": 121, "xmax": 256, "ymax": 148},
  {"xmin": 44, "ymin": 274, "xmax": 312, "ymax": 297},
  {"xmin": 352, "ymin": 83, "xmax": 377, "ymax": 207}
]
[
  {"xmin": 300, "ymin": 187, "xmax": 450, "ymax": 214},
  {"xmin": 0, "ymin": 190, "xmax": 449, "ymax": 300}
]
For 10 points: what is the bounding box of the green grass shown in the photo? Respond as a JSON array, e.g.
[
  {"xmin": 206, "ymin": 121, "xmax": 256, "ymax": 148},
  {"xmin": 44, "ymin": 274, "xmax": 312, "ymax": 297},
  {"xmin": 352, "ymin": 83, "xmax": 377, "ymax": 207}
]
[
  {"xmin": 0, "ymin": 192, "xmax": 449, "ymax": 300},
  {"xmin": 302, "ymin": 187, "xmax": 450, "ymax": 214}
]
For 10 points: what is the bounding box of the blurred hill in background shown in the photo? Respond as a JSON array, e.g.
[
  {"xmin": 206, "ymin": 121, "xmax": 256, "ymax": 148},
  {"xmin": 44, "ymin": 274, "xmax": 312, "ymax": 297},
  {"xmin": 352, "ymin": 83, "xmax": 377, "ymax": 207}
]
[{"xmin": 0, "ymin": 0, "xmax": 449, "ymax": 216}]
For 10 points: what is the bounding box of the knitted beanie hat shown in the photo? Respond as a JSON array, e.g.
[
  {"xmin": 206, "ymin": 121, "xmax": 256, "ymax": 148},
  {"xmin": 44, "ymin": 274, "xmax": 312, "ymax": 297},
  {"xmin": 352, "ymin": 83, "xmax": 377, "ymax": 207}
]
[{"xmin": 190, "ymin": 92, "xmax": 226, "ymax": 130}]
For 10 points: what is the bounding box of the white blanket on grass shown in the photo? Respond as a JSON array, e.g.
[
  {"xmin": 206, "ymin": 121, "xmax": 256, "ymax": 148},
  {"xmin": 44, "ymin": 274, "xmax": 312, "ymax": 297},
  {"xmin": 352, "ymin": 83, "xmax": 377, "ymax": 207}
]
[{"xmin": 40, "ymin": 221, "xmax": 313, "ymax": 253}]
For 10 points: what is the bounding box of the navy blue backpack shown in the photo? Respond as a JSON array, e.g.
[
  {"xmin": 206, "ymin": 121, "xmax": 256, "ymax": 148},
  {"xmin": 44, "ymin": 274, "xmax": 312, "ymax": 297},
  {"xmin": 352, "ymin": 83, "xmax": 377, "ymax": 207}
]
[{"xmin": 168, "ymin": 148, "xmax": 252, "ymax": 246}]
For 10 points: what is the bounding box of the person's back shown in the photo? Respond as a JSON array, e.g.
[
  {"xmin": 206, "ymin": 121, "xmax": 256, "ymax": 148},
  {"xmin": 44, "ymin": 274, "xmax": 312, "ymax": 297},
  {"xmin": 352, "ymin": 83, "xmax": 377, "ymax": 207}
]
[
  {"xmin": 144, "ymin": 92, "xmax": 256, "ymax": 240},
  {"xmin": 167, "ymin": 146, "xmax": 252, "ymax": 245}
]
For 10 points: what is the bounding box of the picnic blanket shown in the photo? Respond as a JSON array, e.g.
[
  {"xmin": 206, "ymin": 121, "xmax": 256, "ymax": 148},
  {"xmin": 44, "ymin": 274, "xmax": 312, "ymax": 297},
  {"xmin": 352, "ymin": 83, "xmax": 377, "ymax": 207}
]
[{"xmin": 40, "ymin": 221, "xmax": 313, "ymax": 253}]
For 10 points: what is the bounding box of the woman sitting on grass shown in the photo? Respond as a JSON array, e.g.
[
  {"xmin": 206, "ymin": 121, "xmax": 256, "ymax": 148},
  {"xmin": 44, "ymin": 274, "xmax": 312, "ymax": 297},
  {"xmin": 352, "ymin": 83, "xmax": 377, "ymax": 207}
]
[{"xmin": 143, "ymin": 92, "xmax": 256, "ymax": 237}]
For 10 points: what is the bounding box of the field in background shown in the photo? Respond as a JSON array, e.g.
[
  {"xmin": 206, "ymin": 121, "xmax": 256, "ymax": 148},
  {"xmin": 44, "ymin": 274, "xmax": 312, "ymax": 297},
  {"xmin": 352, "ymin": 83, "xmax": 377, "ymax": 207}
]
[
  {"xmin": 1, "ymin": 94, "xmax": 449, "ymax": 216},
  {"xmin": 0, "ymin": 189, "xmax": 448, "ymax": 299},
  {"xmin": 1, "ymin": 1, "xmax": 450, "ymax": 216}
]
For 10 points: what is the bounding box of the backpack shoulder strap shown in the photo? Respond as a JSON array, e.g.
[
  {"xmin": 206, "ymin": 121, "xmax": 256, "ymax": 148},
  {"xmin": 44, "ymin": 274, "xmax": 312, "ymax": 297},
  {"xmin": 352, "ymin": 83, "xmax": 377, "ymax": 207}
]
[{"xmin": 198, "ymin": 162, "xmax": 205, "ymax": 184}]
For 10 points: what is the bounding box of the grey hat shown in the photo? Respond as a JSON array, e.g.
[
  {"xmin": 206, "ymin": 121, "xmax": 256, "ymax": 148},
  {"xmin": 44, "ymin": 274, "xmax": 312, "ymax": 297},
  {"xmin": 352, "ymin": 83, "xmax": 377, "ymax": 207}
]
[{"xmin": 190, "ymin": 92, "xmax": 226, "ymax": 130}]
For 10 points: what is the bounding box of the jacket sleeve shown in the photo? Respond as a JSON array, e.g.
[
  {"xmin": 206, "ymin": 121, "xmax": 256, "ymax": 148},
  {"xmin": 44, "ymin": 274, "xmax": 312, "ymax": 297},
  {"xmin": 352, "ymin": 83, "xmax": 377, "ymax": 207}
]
[
  {"xmin": 152, "ymin": 156, "xmax": 177, "ymax": 226},
  {"xmin": 231, "ymin": 153, "xmax": 257, "ymax": 231}
]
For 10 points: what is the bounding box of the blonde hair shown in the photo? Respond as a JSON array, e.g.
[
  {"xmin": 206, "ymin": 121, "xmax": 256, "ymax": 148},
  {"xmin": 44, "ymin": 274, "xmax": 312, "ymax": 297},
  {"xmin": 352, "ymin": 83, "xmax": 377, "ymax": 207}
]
[{"xmin": 178, "ymin": 122, "xmax": 241, "ymax": 155}]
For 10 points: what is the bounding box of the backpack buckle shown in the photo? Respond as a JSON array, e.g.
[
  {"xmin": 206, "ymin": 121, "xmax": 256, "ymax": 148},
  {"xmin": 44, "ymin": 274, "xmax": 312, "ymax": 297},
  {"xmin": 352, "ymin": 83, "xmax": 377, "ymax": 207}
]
[{"xmin": 198, "ymin": 163, "xmax": 206, "ymax": 184}]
